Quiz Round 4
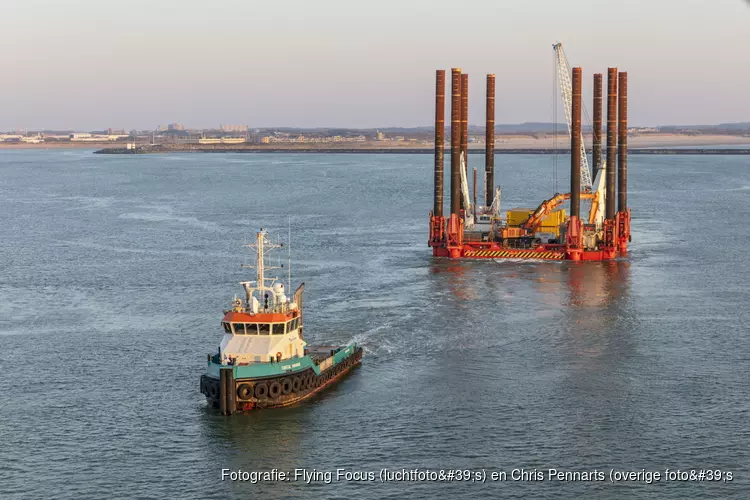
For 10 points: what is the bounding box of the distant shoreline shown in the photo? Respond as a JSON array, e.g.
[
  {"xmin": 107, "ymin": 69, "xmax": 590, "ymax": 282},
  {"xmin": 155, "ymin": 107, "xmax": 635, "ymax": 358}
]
[
  {"xmin": 93, "ymin": 147, "xmax": 750, "ymax": 155},
  {"xmin": 3, "ymin": 133, "xmax": 750, "ymax": 153}
]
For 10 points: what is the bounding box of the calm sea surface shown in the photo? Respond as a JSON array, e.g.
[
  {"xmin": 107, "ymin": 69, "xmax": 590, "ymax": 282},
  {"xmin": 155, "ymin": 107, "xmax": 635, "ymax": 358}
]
[{"xmin": 1, "ymin": 150, "xmax": 749, "ymax": 499}]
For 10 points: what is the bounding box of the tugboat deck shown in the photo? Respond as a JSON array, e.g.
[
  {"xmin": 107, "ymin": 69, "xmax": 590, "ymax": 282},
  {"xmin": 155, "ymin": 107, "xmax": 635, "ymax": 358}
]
[{"xmin": 307, "ymin": 345, "xmax": 348, "ymax": 364}]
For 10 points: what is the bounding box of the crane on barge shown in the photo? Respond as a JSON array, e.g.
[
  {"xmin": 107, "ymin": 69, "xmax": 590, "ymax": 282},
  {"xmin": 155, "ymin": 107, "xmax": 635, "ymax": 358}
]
[
  {"xmin": 553, "ymin": 42, "xmax": 593, "ymax": 192},
  {"xmin": 427, "ymin": 43, "xmax": 631, "ymax": 261}
]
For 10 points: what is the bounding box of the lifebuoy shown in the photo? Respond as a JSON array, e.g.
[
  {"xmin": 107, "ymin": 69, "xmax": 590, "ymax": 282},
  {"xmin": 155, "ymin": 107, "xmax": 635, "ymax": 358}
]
[
  {"xmin": 269, "ymin": 380, "xmax": 281, "ymax": 398},
  {"xmin": 281, "ymin": 378, "xmax": 293, "ymax": 395},
  {"xmin": 276, "ymin": 352, "xmax": 283, "ymax": 362},
  {"xmin": 292, "ymin": 376, "xmax": 302, "ymax": 392},
  {"xmin": 237, "ymin": 384, "xmax": 253, "ymax": 400},
  {"xmin": 255, "ymin": 382, "xmax": 269, "ymax": 399}
]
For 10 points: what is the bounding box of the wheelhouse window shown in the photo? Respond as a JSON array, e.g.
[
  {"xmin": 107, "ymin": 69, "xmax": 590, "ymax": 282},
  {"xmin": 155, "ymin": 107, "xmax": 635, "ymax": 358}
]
[
  {"xmin": 258, "ymin": 323, "xmax": 270, "ymax": 335},
  {"xmin": 232, "ymin": 323, "xmax": 245, "ymax": 334},
  {"xmin": 222, "ymin": 322, "xmax": 231, "ymax": 333},
  {"xmin": 272, "ymin": 323, "xmax": 285, "ymax": 335},
  {"xmin": 245, "ymin": 323, "xmax": 258, "ymax": 335}
]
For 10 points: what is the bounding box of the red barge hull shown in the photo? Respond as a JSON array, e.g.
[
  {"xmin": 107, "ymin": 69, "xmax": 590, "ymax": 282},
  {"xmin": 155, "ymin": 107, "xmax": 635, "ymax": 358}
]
[{"xmin": 431, "ymin": 245, "xmax": 621, "ymax": 261}]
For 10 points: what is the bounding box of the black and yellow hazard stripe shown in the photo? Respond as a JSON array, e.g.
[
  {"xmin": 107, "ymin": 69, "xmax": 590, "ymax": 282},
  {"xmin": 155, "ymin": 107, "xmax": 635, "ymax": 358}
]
[{"xmin": 464, "ymin": 250, "xmax": 565, "ymax": 260}]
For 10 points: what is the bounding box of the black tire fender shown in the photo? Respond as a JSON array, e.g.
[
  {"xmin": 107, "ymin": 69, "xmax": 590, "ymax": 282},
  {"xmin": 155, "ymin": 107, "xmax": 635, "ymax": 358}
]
[
  {"xmin": 237, "ymin": 383, "xmax": 253, "ymax": 400},
  {"xmin": 292, "ymin": 376, "xmax": 302, "ymax": 392},
  {"xmin": 255, "ymin": 382, "xmax": 269, "ymax": 399},
  {"xmin": 281, "ymin": 378, "xmax": 293, "ymax": 395},
  {"xmin": 269, "ymin": 380, "xmax": 281, "ymax": 398}
]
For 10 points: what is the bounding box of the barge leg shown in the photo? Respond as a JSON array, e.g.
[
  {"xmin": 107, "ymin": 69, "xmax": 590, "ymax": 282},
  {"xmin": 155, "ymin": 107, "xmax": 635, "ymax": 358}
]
[
  {"xmin": 592, "ymin": 73, "xmax": 603, "ymax": 180},
  {"xmin": 602, "ymin": 67, "xmax": 619, "ymax": 258},
  {"xmin": 617, "ymin": 71, "xmax": 628, "ymax": 214},
  {"xmin": 485, "ymin": 74, "xmax": 495, "ymax": 206},
  {"xmin": 565, "ymin": 67, "xmax": 584, "ymax": 260},
  {"xmin": 617, "ymin": 71, "xmax": 631, "ymax": 253},
  {"xmin": 450, "ymin": 68, "xmax": 462, "ymax": 216},
  {"xmin": 447, "ymin": 68, "xmax": 464, "ymax": 255},
  {"xmin": 433, "ymin": 69, "xmax": 445, "ymax": 218},
  {"xmin": 429, "ymin": 70, "xmax": 446, "ymax": 251},
  {"xmin": 570, "ymin": 67, "xmax": 582, "ymax": 219},
  {"xmin": 460, "ymin": 72, "xmax": 469, "ymax": 211}
]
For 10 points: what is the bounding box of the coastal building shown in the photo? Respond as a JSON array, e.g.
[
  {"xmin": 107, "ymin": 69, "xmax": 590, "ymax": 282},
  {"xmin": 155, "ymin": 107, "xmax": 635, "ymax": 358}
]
[
  {"xmin": 220, "ymin": 137, "xmax": 246, "ymax": 144},
  {"xmin": 220, "ymin": 124, "xmax": 248, "ymax": 133},
  {"xmin": 168, "ymin": 123, "xmax": 185, "ymax": 131},
  {"xmin": 198, "ymin": 137, "xmax": 247, "ymax": 145},
  {"xmin": 69, "ymin": 133, "xmax": 125, "ymax": 142}
]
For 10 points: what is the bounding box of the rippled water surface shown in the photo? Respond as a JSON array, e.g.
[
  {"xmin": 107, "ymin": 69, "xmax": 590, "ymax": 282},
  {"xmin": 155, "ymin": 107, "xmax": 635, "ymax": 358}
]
[{"xmin": 1, "ymin": 150, "xmax": 749, "ymax": 498}]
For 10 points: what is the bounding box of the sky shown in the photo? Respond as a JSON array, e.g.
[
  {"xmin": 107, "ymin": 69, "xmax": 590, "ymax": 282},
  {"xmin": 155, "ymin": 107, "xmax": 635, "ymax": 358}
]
[{"xmin": 1, "ymin": 0, "xmax": 749, "ymax": 130}]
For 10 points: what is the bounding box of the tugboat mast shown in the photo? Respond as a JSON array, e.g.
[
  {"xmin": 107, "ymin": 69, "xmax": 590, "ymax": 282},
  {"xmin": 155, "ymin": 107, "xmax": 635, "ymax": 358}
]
[
  {"xmin": 241, "ymin": 229, "xmax": 282, "ymax": 311},
  {"xmin": 255, "ymin": 229, "xmax": 267, "ymax": 294}
]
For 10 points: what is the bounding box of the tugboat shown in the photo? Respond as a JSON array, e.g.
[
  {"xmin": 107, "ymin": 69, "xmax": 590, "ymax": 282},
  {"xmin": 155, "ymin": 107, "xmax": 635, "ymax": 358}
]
[{"xmin": 199, "ymin": 229, "xmax": 363, "ymax": 414}]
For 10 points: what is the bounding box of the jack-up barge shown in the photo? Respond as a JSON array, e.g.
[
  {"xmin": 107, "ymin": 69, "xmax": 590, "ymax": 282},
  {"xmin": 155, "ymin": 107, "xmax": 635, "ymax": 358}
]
[{"xmin": 428, "ymin": 44, "xmax": 631, "ymax": 261}]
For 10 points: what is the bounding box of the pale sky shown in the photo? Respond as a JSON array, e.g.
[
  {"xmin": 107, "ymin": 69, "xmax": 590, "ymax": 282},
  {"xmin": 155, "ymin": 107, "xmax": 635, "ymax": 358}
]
[{"xmin": 2, "ymin": 0, "xmax": 749, "ymax": 130}]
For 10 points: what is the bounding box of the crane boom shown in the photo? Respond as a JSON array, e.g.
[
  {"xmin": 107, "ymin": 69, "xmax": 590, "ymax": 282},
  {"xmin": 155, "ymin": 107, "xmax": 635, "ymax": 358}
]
[
  {"xmin": 521, "ymin": 191, "xmax": 595, "ymax": 231},
  {"xmin": 553, "ymin": 42, "xmax": 592, "ymax": 191},
  {"xmin": 459, "ymin": 152, "xmax": 474, "ymax": 228}
]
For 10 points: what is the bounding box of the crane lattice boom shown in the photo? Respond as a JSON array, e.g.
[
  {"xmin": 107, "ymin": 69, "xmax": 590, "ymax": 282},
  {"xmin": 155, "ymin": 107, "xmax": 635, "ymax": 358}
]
[{"xmin": 553, "ymin": 42, "xmax": 592, "ymax": 191}]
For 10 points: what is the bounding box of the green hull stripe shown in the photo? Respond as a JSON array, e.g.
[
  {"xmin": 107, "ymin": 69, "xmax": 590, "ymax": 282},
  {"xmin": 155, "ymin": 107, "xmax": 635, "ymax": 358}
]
[{"xmin": 205, "ymin": 343, "xmax": 358, "ymax": 380}]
